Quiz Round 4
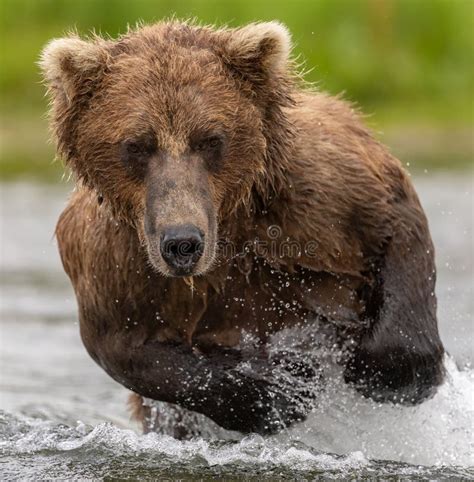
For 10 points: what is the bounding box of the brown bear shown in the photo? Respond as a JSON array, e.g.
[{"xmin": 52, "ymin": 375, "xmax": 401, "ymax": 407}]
[{"xmin": 40, "ymin": 20, "xmax": 444, "ymax": 435}]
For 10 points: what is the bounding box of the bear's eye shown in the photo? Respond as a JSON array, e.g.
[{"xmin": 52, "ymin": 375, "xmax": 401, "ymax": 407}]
[
  {"xmin": 194, "ymin": 136, "xmax": 223, "ymax": 152},
  {"xmin": 208, "ymin": 137, "xmax": 221, "ymax": 149},
  {"xmin": 122, "ymin": 136, "xmax": 156, "ymax": 158},
  {"xmin": 190, "ymin": 133, "xmax": 226, "ymax": 173},
  {"xmin": 127, "ymin": 142, "xmax": 142, "ymax": 155},
  {"xmin": 121, "ymin": 137, "xmax": 157, "ymax": 180}
]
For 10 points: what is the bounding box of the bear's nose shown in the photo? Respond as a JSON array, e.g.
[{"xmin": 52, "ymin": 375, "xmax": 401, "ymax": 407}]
[{"xmin": 160, "ymin": 224, "xmax": 204, "ymax": 275}]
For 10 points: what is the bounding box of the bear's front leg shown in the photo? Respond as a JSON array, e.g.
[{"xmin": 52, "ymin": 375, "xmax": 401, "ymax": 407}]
[
  {"xmin": 344, "ymin": 200, "xmax": 445, "ymax": 403},
  {"xmin": 84, "ymin": 329, "xmax": 309, "ymax": 434}
]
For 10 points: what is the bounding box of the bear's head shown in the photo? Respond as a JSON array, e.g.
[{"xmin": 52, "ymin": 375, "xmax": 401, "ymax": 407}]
[{"xmin": 40, "ymin": 21, "xmax": 294, "ymax": 277}]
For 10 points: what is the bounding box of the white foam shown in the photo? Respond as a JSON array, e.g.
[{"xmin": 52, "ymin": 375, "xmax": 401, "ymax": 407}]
[
  {"xmin": 0, "ymin": 412, "xmax": 369, "ymax": 478},
  {"xmin": 281, "ymin": 356, "xmax": 474, "ymax": 466}
]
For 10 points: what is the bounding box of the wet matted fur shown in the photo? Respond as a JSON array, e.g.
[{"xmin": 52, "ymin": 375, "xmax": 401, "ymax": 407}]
[{"xmin": 40, "ymin": 20, "xmax": 444, "ymax": 434}]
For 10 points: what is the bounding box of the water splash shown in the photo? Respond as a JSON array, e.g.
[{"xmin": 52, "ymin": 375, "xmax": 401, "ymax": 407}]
[
  {"xmin": 3, "ymin": 348, "xmax": 472, "ymax": 480},
  {"xmin": 106, "ymin": 325, "xmax": 474, "ymax": 470},
  {"xmin": 282, "ymin": 356, "xmax": 474, "ymax": 467}
]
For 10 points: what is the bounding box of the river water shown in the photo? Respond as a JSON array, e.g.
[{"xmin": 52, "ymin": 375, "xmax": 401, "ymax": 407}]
[{"xmin": 0, "ymin": 175, "xmax": 473, "ymax": 479}]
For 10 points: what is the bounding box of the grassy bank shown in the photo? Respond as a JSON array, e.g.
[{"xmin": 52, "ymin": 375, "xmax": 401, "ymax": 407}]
[{"xmin": 1, "ymin": 0, "xmax": 472, "ymax": 181}]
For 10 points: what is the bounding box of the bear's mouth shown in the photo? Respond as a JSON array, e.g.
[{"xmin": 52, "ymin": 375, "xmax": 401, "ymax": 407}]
[{"xmin": 169, "ymin": 266, "xmax": 199, "ymax": 277}]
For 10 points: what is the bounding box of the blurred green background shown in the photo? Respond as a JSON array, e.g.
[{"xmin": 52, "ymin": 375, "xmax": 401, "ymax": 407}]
[{"xmin": 0, "ymin": 0, "xmax": 472, "ymax": 181}]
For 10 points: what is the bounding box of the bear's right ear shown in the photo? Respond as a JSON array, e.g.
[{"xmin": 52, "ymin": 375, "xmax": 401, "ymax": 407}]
[
  {"xmin": 39, "ymin": 36, "xmax": 109, "ymax": 104},
  {"xmin": 216, "ymin": 22, "xmax": 292, "ymax": 87}
]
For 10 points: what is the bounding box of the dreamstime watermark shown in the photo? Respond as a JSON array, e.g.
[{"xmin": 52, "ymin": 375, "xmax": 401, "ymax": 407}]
[
  {"xmin": 217, "ymin": 225, "xmax": 319, "ymax": 260},
  {"xmin": 161, "ymin": 225, "xmax": 318, "ymax": 260}
]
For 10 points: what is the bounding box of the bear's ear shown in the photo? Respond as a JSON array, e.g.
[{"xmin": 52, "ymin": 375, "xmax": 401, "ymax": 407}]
[
  {"xmin": 219, "ymin": 21, "xmax": 292, "ymax": 83},
  {"xmin": 39, "ymin": 36, "xmax": 109, "ymax": 103}
]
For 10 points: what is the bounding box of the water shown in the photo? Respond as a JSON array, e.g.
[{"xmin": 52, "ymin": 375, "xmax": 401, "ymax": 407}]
[{"xmin": 1, "ymin": 175, "xmax": 473, "ymax": 479}]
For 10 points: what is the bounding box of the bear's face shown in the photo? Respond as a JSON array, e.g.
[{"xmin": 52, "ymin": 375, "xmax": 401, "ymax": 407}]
[{"xmin": 40, "ymin": 21, "xmax": 292, "ymax": 277}]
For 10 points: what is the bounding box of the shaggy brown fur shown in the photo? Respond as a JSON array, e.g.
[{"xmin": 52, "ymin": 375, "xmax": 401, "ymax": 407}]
[{"xmin": 40, "ymin": 20, "xmax": 444, "ymax": 435}]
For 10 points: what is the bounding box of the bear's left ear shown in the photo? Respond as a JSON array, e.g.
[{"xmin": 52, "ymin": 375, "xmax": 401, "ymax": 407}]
[
  {"xmin": 218, "ymin": 21, "xmax": 292, "ymax": 84},
  {"xmin": 39, "ymin": 36, "xmax": 110, "ymax": 104}
]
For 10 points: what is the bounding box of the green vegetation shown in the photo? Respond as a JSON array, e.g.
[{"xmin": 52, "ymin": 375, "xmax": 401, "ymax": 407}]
[{"xmin": 0, "ymin": 0, "xmax": 472, "ymax": 181}]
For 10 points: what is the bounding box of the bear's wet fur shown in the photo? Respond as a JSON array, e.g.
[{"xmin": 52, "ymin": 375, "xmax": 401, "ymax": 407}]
[{"xmin": 40, "ymin": 20, "xmax": 444, "ymax": 435}]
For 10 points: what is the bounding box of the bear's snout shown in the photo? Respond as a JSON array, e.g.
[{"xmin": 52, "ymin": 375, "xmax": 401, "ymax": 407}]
[{"xmin": 159, "ymin": 224, "xmax": 205, "ymax": 276}]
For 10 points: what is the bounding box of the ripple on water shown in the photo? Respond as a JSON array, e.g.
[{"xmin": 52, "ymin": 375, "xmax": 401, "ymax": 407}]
[{"xmin": 0, "ymin": 411, "xmax": 471, "ymax": 480}]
